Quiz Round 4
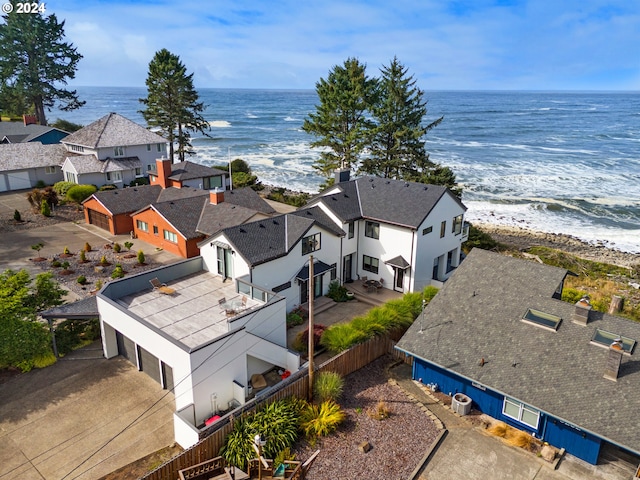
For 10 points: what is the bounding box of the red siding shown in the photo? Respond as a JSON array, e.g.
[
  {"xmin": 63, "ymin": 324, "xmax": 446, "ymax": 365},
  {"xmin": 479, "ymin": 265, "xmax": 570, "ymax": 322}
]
[{"xmin": 132, "ymin": 208, "xmax": 203, "ymax": 258}]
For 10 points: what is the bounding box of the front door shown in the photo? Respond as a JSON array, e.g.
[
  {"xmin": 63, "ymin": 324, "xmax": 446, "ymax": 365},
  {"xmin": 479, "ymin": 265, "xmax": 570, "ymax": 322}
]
[
  {"xmin": 395, "ymin": 267, "xmax": 404, "ymax": 291},
  {"xmin": 300, "ymin": 280, "xmax": 308, "ymax": 304},
  {"xmin": 343, "ymin": 254, "xmax": 353, "ymax": 282}
]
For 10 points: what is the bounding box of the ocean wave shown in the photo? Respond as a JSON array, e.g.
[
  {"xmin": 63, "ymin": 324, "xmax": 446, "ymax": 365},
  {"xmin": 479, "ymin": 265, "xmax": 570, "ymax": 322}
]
[{"xmin": 208, "ymin": 120, "xmax": 232, "ymax": 128}]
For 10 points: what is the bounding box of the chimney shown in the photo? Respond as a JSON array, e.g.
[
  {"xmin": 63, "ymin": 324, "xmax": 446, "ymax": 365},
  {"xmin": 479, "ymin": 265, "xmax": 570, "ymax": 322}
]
[
  {"xmin": 572, "ymin": 297, "xmax": 592, "ymax": 325},
  {"xmin": 23, "ymin": 114, "xmax": 37, "ymax": 126},
  {"xmin": 210, "ymin": 188, "xmax": 224, "ymax": 205},
  {"xmin": 603, "ymin": 338, "xmax": 624, "ymax": 381},
  {"xmin": 334, "ymin": 167, "xmax": 350, "ymax": 184},
  {"xmin": 156, "ymin": 158, "xmax": 172, "ymax": 189}
]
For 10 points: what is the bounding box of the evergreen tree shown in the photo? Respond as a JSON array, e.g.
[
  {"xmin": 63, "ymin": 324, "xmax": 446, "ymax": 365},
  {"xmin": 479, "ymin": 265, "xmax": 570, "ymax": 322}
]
[
  {"xmin": 362, "ymin": 57, "xmax": 443, "ymax": 179},
  {"xmin": 139, "ymin": 49, "xmax": 210, "ymax": 162},
  {"xmin": 0, "ymin": 3, "xmax": 83, "ymax": 125},
  {"xmin": 302, "ymin": 58, "xmax": 377, "ymax": 177}
]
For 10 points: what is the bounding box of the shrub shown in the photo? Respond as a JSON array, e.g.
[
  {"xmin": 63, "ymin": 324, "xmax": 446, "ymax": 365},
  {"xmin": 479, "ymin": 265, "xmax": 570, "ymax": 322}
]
[
  {"xmin": 129, "ymin": 177, "xmax": 150, "ymax": 186},
  {"xmin": 99, "ymin": 184, "xmax": 117, "ymax": 191},
  {"xmin": 34, "ymin": 180, "xmax": 46, "ymax": 188},
  {"xmin": 137, "ymin": 250, "xmax": 145, "ymax": 264},
  {"xmin": 326, "ymin": 280, "xmax": 350, "ymax": 302},
  {"xmin": 293, "ymin": 324, "xmax": 326, "ymax": 353},
  {"xmin": 27, "ymin": 187, "xmax": 58, "ymax": 212},
  {"xmin": 40, "ymin": 199, "xmax": 51, "ymax": 216},
  {"xmin": 63, "ymin": 246, "xmax": 70, "ymax": 255},
  {"xmin": 314, "ymin": 371, "xmax": 344, "ymax": 403},
  {"xmin": 95, "ymin": 280, "xmax": 103, "ymax": 290},
  {"xmin": 320, "ymin": 323, "xmax": 369, "ymax": 353},
  {"xmin": 562, "ymin": 287, "xmax": 587, "ymax": 305},
  {"xmin": 55, "ymin": 318, "xmax": 100, "ymax": 355},
  {"xmin": 84, "ymin": 242, "xmax": 92, "ymax": 252},
  {"xmin": 61, "ymin": 261, "xmax": 70, "ymax": 270},
  {"xmin": 286, "ymin": 311, "xmax": 304, "ymax": 329},
  {"xmin": 31, "ymin": 243, "xmax": 44, "ymax": 254},
  {"xmin": 124, "ymin": 241, "xmax": 134, "ymax": 251},
  {"xmin": 51, "ymin": 260, "xmax": 61, "ymax": 268},
  {"xmin": 53, "ymin": 181, "xmax": 76, "ymax": 197},
  {"xmin": 33, "ymin": 351, "xmax": 57, "ymax": 369},
  {"xmin": 273, "ymin": 447, "xmax": 296, "ymax": 471},
  {"xmin": 113, "ymin": 242, "xmax": 121, "ymax": 253},
  {"xmin": 13, "ymin": 209, "xmax": 21, "ymax": 222},
  {"xmin": 462, "ymin": 223, "xmax": 499, "ymax": 253},
  {"xmin": 99, "ymin": 255, "xmax": 108, "ymax": 265},
  {"xmin": 77, "ymin": 275, "xmax": 86, "ymax": 285},
  {"xmin": 111, "ymin": 264, "xmax": 125, "ymax": 279},
  {"xmin": 367, "ymin": 399, "xmax": 391, "ymax": 420},
  {"xmin": 67, "ymin": 184, "xmax": 97, "ymax": 204},
  {"xmin": 300, "ymin": 400, "xmax": 345, "ymax": 440},
  {"xmin": 79, "ymin": 250, "xmax": 86, "ymax": 262}
]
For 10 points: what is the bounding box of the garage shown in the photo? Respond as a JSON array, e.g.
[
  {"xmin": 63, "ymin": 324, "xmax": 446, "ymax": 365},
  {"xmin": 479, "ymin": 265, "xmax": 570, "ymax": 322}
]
[
  {"xmin": 7, "ymin": 170, "xmax": 32, "ymax": 191},
  {"xmin": 116, "ymin": 331, "xmax": 136, "ymax": 364},
  {"xmin": 162, "ymin": 362, "xmax": 174, "ymax": 391},
  {"xmin": 116, "ymin": 331, "xmax": 165, "ymax": 387},
  {"xmin": 138, "ymin": 345, "xmax": 162, "ymax": 384},
  {"xmin": 87, "ymin": 208, "xmax": 111, "ymax": 231}
]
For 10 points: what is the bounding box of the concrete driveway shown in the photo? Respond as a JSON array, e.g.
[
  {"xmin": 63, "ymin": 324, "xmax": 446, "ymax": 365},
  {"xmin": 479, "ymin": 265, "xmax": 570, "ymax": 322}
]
[{"xmin": 0, "ymin": 343, "xmax": 175, "ymax": 480}]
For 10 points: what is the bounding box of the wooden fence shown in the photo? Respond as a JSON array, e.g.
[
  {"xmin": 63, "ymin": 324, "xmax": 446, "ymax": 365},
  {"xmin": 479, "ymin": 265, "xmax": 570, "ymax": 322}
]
[{"xmin": 141, "ymin": 334, "xmax": 410, "ymax": 480}]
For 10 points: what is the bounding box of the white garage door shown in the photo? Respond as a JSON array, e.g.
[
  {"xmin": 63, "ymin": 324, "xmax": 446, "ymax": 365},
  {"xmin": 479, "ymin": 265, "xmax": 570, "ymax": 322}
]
[
  {"xmin": 0, "ymin": 175, "xmax": 7, "ymax": 192},
  {"xmin": 7, "ymin": 171, "xmax": 32, "ymax": 191}
]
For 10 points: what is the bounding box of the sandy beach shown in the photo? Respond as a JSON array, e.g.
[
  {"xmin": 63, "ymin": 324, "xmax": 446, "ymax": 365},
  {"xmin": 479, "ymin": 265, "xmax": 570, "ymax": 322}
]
[{"xmin": 474, "ymin": 222, "xmax": 640, "ymax": 268}]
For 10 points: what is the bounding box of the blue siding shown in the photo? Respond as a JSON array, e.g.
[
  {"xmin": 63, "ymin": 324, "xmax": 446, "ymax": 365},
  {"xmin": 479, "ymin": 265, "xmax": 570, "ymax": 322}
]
[
  {"xmin": 30, "ymin": 130, "xmax": 68, "ymax": 145},
  {"xmin": 412, "ymin": 358, "xmax": 603, "ymax": 465}
]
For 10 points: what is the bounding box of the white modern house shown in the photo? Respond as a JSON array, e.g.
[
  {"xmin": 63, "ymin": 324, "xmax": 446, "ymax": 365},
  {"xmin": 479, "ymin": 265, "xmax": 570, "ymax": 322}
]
[
  {"xmin": 199, "ymin": 171, "xmax": 469, "ymax": 311},
  {"xmin": 60, "ymin": 113, "xmax": 168, "ymax": 188},
  {"xmin": 97, "ymin": 258, "xmax": 299, "ymax": 448}
]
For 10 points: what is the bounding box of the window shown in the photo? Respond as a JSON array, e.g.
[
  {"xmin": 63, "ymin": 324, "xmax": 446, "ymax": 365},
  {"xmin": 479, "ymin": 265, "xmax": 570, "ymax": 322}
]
[
  {"xmin": 365, "ymin": 221, "xmax": 380, "ymax": 239},
  {"xmin": 302, "ymin": 233, "xmax": 321, "ymax": 255},
  {"xmin": 45, "ymin": 166, "xmax": 56, "ymax": 174},
  {"xmin": 204, "ymin": 176, "xmax": 222, "ymax": 190},
  {"xmin": 153, "ymin": 225, "xmax": 158, "ymax": 235},
  {"xmin": 422, "ymin": 226, "xmax": 432, "ymax": 236},
  {"xmin": 330, "ymin": 263, "xmax": 337, "ymax": 280},
  {"xmin": 502, "ymin": 398, "xmax": 540, "ymax": 429},
  {"xmin": 522, "ymin": 308, "xmax": 562, "ymax": 331},
  {"xmin": 147, "ymin": 164, "xmax": 153, "ymax": 171},
  {"xmin": 136, "ymin": 220, "xmax": 148, "ymax": 232},
  {"xmin": 348, "ymin": 221, "xmax": 354, "ymax": 239},
  {"xmin": 157, "ymin": 144, "xmax": 164, "ymax": 152},
  {"xmin": 163, "ymin": 230, "xmax": 178, "ymax": 243},
  {"xmin": 135, "ymin": 167, "xmax": 142, "ymax": 177},
  {"xmin": 440, "ymin": 221, "xmax": 446, "ymax": 238},
  {"xmin": 70, "ymin": 144, "xmax": 84, "ymax": 152},
  {"xmin": 64, "ymin": 171, "xmax": 77, "ymax": 183},
  {"xmin": 452, "ymin": 215, "xmax": 463, "ymax": 235},
  {"xmin": 146, "ymin": 144, "xmax": 151, "ymax": 151},
  {"xmin": 114, "ymin": 146, "xmax": 125, "ymax": 157},
  {"xmin": 106, "ymin": 171, "xmax": 122, "ymax": 182},
  {"xmin": 363, "ymin": 255, "xmax": 379, "ymax": 274},
  {"xmin": 591, "ymin": 329, "xmax": 636, "ymax": 353}
]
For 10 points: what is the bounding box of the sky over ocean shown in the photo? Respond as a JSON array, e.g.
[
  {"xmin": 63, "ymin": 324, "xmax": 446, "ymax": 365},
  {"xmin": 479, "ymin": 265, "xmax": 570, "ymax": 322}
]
[{"xmin": 52, "ymin": 87, "xmax": 640, "ymax": 253}]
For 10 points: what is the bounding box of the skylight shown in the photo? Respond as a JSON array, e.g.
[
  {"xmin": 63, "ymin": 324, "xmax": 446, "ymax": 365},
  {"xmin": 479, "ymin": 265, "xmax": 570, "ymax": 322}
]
[
  {"xmin": 521, "ymin": 308, "xmax": 562, "ymax": 331},
  {"xmin": 591, "ymin": 329, "xmax": 636, "ymax": 354}
]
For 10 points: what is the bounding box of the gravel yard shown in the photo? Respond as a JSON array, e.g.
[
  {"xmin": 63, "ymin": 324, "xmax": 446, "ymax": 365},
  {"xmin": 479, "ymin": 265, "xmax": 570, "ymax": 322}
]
[{"xmin": 294, "ymin": 357, "xmax": 439, "ymax": 480}]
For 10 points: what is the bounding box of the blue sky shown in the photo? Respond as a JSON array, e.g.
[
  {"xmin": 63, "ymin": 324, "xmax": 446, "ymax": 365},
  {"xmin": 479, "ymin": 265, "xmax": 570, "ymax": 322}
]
[{"xmin": 50, "ymin": 0, "xmax": 639, "ymax": 90}]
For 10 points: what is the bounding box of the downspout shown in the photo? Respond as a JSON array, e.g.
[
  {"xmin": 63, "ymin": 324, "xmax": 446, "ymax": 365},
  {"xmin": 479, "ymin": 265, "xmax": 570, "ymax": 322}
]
[{"xmin": 409, "ymin": 229, "xmax": 415, "ymax": 292}]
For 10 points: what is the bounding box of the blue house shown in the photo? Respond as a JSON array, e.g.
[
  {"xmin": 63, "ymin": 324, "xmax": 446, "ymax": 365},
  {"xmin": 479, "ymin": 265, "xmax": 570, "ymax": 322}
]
[{"xmin": 396, "ymin": 248, "xmax": 640, "ymax": 465}]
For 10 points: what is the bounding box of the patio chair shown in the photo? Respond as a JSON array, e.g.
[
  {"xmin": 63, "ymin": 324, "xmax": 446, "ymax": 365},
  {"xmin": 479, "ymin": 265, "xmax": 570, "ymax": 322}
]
[{"xmin": 150, "ymin": 278, "xmax": 176, "ymax": 295}]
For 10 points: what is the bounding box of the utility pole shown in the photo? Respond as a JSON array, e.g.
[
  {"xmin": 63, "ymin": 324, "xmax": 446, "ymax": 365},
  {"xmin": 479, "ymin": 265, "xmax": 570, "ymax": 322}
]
[{"xmin": 308, "ymin": 255, "xmax": 314, "ymax": 401}]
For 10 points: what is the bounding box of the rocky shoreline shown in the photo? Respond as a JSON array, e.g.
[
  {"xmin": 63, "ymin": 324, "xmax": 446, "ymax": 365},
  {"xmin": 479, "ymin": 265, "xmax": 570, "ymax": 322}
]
[{"xmin": 475, "ymin": 222, "xmax": 640, "ymax": 268}]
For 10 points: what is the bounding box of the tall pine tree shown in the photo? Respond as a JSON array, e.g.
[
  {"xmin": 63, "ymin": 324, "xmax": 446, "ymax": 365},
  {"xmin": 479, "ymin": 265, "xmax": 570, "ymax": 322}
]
[
  {"xmin": 139, "ymin": 49, "xmax": 209, "ymax": 162},
  {"xmin": 0, "ymin": 2, "xmax": 84, "ymax": 125},
  {"xmin": 302, "ymin": 58, "xmax": 377, "ymax": 178}
]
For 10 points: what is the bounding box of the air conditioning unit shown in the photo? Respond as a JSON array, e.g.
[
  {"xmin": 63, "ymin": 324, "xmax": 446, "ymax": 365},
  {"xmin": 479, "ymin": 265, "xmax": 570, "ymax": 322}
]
[{"xmin": 451, "ymin": 393, "xmax": 472, "ymax": 415}]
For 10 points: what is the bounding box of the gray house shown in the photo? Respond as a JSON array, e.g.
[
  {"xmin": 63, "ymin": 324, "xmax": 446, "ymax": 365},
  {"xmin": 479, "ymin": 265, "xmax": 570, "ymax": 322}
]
[{"xmin": 0, "ymin": 143, "xmax": 65, "ymax": 191}]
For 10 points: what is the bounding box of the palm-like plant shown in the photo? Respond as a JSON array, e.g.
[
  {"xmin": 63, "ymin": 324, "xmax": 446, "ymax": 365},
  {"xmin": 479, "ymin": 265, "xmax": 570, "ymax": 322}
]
[{"xmin": 300, "ymin": 400, "xmax": 345, "ymax": 439}]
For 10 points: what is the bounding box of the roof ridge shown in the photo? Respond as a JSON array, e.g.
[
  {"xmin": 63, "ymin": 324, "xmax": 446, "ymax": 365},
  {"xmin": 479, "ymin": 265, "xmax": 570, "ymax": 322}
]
[{"xmin": 93, "ymin": 113, "xmax": 114, "ymax": 149}]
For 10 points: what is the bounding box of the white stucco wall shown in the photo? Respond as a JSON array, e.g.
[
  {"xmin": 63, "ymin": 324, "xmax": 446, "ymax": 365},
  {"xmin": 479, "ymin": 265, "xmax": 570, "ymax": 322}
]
[{"xmin": 95, "ymin": 143, "xmax": 167, "ymax": 166}]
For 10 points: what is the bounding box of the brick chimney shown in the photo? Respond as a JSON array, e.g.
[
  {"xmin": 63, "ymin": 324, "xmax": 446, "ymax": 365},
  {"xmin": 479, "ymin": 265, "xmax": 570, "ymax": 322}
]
[
  {"xmin": 23, "ymin": 114, "xmax": 37, "ymax": 126},
  {"xmin": 572, "ymin": 297, "xmax": 592, "ymax": 325},
  {"xmin": 603, "ymin": 338, "xmax": 624, "ymax": 381},
  {"xmin": 156, "ymin": 158, "xmax": 172, "ymax": 189},
  {"xmin": 210, "ymin": 188, "xmax": 224, "ymax": 205}
]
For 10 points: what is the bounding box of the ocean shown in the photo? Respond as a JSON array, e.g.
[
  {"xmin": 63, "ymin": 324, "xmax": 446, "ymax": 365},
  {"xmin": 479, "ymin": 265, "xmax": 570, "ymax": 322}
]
[{"xmin": 51, "ymin": 87, "xmax": 640, "ymax": 253}]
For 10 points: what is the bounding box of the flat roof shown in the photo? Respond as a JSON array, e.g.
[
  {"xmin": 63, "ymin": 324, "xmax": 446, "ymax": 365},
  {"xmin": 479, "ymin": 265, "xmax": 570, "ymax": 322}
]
[{"xmin": 117, "ymin": 271, "xmax": 260, "ymax": 349}]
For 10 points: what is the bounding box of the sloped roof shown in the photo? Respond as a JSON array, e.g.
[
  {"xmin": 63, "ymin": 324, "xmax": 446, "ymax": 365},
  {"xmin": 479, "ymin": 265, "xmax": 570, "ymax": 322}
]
[
  {"xmin": 396, "ymin": 248, "xmax": 640, "ymax": 455},
  {"xmin": 223, "ymin": 188, "xmax": 276, "ymax": 216},
  {"xmin": 166, "ymin": 161, "xmax": 226, "ymax": 181},
  {"xmin": 0, "ymin": 143, "xmax": 66, "ymax": 171},
  {"xmin": 0, "ymin": 121, "xmax": 68, "ymax": 143},
  {"xmin": 309, "ymin": 176, "xmax": 466, "ymax": 229},
  {"xmin": 84, "ymin": 184, "xmax": 162, "ymax": 215},
  {"xmin": 156, "ymin": 187, "xmax": 209, "ymax": 203},
  {"xmin": 196, "ymin": 202, "xmax": 260, "ymax": 236},
  {"xmin": 292, "ymin": 206, "xmax": 345, "ymax": 237},
  {"xmin": 151, "ymin": 196, "xmax": 210, "ymax": 240},
  {"xmin": 64, "ymin": 155, "xmax": 141, "ymax": 174},
  {"xmin": 62, "ymin": 113, "xmax": 166, "ymax": 149},
  {"xmin": 222, "ymin": 214, "xmax": 316, "ymax": 266},
  {"xmin": 40, "ymin": 296, "xmax": 98, "ymax": 319}
]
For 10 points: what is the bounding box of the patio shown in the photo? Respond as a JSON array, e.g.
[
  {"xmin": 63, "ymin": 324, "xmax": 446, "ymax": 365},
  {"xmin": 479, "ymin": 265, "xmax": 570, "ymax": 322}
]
[
  {"xmin": 345, "ymin": 279, "xmax": 403, "ymax": 306},
  {"xmin": 118, "ymin": 271, "xmax": 262, "ymax": 349}
]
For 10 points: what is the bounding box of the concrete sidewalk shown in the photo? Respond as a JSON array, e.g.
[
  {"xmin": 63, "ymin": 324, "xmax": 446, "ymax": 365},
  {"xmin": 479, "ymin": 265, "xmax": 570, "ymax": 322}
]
[{"xmin": 388, "ymin": 362, "xmax": 633, "ymax": 480}]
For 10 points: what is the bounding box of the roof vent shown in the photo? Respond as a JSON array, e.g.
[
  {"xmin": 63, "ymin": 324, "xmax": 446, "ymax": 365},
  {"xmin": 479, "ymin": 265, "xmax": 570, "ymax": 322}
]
[
  {"xmin": 405, "ymin": 183, "xmax": 410, "ymax": 187},
  {"xmin": 273, "ymin": 220, "xmax": 279, "ymax": 225},
  {"xmin": 369, "ymin": 178, "xmax": 374, "ymax": 182},
  {"xmin": 240, "ymin": 228, "xmax": 246, "ymax": 233},
  {"xmin": 259, "ymin": 224, "xmax": 265, "ymax": 228}
]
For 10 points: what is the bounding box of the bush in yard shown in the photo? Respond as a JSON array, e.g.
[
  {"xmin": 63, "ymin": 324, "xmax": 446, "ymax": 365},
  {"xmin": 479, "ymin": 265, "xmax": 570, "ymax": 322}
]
[
  {"xmin": 113, "ymin": 242, "xmax": 121, "ymax": 253},
  {"xmin": 83, "ymin": 242, "xmax": 92, "ymax": 252},
  {"xmin": 293, "ymin": 324, "xmax": 326, "ymax": 353},
  {"xmin": 220, "ymin": 398, "xmax": 300, "ymax": 471},
  {"xmin": 99, "ymin": 184, "xmax": 117, "ymax": 191},
  {"xmin": 79, "ymin": 250, "xmax": 86, "ymax": 262},
  {"xmin": 13, "ymin": 209, "xmax": 21, "ymax": 222},
  {"xmin": 51, "ymin": 260, "xmax": 61, "ymax": 268},
  {"xmin": 137, "ymin": 250, "xmax": 145, "ymax": 264},
  {"xmin": 314, "ymin": 371, "xmax": 344, "ymax": 403},
  {"xmin": 40, "ymin": 199, "xmax": 51, "ymax": 216},
  {"xmin": 77, "ymin": 275, "xmax": 86, "ymax": 285},
  {"xmin": 286, "ymin": 311, "xmax": 304, "ymax": 329},
  {"xmin": 129, "ymin": 177, "xmax": 149, "ymax": 186},
  {"xmin": 53, "ymin": 181, "xmax": 76, "ymax": 197},
  {"xmin": 111, "ymin": 264, "xmax": 125, "ymax": 279},
  {"xmin": 326, "ymin": 280, "xmax": 350, "ymax": 302},
  {"xmin": 124, "ymin": 241, "xmax": 134, "ymax": 251},
  {"xmin": 300, "ymin": 400, "xmax": 345, "ymax": 441},
  {"xmin": 55, "ymin": 318, "xmax": 100, "ymax": 355},
  {"xmin": 320, "ymin": 322, "xmax": 369, "ymax": 353},
  {"xmin": 35, "ymin": 180, "xmax": 46, "ymax": 188},
  {"xmin": 27, "ymin": 187, "xmax": 58, "ymax": 213},
  {"xmin": 562, "ymin": 287, "xmax": 587, "ymax": 305},
  {"xmin": 66, "ymin": 184, "xmax": 97, "ymax": 205}
]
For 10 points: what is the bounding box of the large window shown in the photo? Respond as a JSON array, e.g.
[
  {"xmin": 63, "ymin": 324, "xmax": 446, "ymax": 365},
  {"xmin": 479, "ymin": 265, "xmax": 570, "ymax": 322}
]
[
  {"xmin": 64, "ymin": 171, "xmax": 77, "ymax": 183},
  {"xmin": 44, "ymin": 166, "xmax": 56, "ymax": 174},
  {"xmin": 365, "ymin": 221, "xmax": 380, "ymax": 239},
  {"xmin": 163, "ymin": 230, "xmax": 178, "ymax": 243},
  {"xmin": 302, "ymin": 233, "xmax": 321, "ymax": 255},
  {"xmin": 452, "ymin": 215, "xmax": 463, "ymax": 235},
  {"xmin": 114, "ymin": 146, "xmax": 126, "ymax": 157},
  {"xmin": 502, "ymin": 398, "xmax": 540, "ymax": 430},
  {"xmin": 204, "ymin": 176, "xmax": 222, "ymax": 190},
  {"xmin": 136, "ymin": 220, "xmax": 148, "ymax": 232},
  {"xmin": 106, "ymin": 171, "xmax": 122, "ymax": 182},
  {"xmin": 363, "ymin": 255, "xmax": 379, "ymax": 274}
]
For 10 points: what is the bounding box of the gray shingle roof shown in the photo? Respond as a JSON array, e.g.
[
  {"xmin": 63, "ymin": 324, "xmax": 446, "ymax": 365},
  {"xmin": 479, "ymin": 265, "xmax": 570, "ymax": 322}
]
[
  {"xmin": 396, "ymin": 248, "xmax": 640, "ymax": 454},
  {"xmin": 85, "ymin": 185, "xmax": 162, "ymax": 215},
  {"xmin": 40, "ymin": 296, "xmax": 98, "ymax": 319},
  {"xmin": 156, "ymin": 187, "xmax": 209, "ymax": 203},
  {"xmin": 292, "ymin": 206, "xmax": 346, "ymax": 237},
  {"xmin": 62, "ymin": 113, "xmax": 166, "ymax": 149},
  {"xmin": 65, "ymin": 155, "xmax": 141, "ymax": 174},
  {"xmin": 0, "ymin": 121, "xmax": 67, "ymax": 143},
  {"xmin": 151, "ymin": 196, "xmax": 210, "ymax": 240},
  {"xmin": 0, "ymin": 143, "xmax": 66, "ymax": 170},
  {"xmin": 223, "ymin": 188, "xmax": 276, "ymax": 215},
  {"xmin": 222, "ymin": 214, "xmax": 315, "ymax": 266},
  {"xmin": 167, "ymin": 161, "xmax": 226, "ymax": 181},
  {"xmin": 310, "ymin": 176, "xmax": 465, "ymax": 228},
  {"xmin": 196, "ymin": 202, "xmax": 260, "ymax": 236}
]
